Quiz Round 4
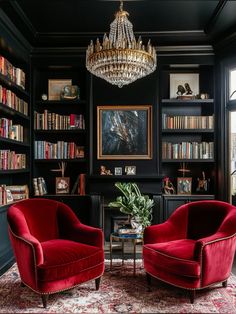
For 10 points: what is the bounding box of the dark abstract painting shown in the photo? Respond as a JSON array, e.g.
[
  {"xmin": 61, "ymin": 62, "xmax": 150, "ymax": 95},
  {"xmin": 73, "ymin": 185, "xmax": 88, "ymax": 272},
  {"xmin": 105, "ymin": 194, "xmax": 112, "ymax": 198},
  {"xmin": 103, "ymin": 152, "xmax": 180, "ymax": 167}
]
[{"xmin": 97, "ymin": 105, "xmax": 152, "ymax": 159}]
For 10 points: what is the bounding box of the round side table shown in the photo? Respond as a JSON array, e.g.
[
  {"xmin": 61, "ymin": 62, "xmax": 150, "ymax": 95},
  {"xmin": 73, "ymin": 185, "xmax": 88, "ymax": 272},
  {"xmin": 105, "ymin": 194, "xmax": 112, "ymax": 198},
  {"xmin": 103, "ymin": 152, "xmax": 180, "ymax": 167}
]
[{"xmin": 109, "ymin": 232, "xmax": 143, "ymax": 276}]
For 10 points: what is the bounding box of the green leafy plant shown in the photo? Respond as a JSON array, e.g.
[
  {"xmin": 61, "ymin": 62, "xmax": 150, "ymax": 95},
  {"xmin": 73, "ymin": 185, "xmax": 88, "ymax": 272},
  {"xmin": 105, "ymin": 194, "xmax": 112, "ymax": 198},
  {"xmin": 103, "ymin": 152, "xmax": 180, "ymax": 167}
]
[{"xmin": 108, "ymin": 182, "xmax": 154, "ymax": 229}]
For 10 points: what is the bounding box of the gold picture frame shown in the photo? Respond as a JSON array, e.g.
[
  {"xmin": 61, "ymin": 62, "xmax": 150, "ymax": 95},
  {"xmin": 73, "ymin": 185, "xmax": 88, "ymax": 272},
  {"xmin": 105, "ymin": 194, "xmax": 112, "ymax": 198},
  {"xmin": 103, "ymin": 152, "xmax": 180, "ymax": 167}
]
[
  {"xmin": 48, "ymin": 79, "xmax": 72, "ymax": 101},
  {"xmin": 97, "ymin": 105, "xmax": 152, "ymax": 160}
]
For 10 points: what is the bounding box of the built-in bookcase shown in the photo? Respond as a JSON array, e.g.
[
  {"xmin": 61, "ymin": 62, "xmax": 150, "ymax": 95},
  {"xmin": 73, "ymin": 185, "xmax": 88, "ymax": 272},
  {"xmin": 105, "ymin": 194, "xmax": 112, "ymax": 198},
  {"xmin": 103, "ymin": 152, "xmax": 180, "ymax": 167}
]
[
  {"xmin": 160, "ymin": 65, "xmax": 216, "ymax": 196},
  {"xmin": 0, "ymin": 47, "xmax": 30, "ymax": 276},
  {"xmin": 0, "ymin": 54, "xmax": 30, "ymax": 206},
  {"xmin": 32, "ymin": 59, "xmax": 88, "ymax": 198}
]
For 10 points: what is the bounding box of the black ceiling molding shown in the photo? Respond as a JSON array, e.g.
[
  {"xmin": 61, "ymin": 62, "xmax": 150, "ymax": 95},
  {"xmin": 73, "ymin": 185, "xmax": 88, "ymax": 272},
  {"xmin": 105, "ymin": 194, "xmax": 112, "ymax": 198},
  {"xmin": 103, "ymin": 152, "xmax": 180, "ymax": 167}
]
[
  {"xmin": 1, "ymin": 0, "xmax": 236, "ymax": 49},
  {"xmin": 0, "ymin": 8, "xmax": 32, "ymax": 61},
  {"xmin": 204, "ymin": 0, "xmax": 228, "ymax": 35}
]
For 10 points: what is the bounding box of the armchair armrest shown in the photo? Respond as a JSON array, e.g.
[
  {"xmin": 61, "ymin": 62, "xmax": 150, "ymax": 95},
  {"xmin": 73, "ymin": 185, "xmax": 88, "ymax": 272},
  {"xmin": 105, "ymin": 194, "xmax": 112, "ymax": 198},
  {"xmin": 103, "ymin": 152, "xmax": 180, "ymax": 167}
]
[
  {"xmin": 194, "ymin": 232, "xmax": 236, "ymax": 286},
  {"xmin": 63, "ymin": 223, "xmax": 104, "ymax": 248},
  {"xmin": 194, "ymin": 231, "xmax": 234, "ymax": 260},
  {"xmin": 10, "ymin": 229, "xmax": 44, "ymax": 266},
  {"xmin": 144, "ymin": 221, "xmax": 187, "ymax": 244}
]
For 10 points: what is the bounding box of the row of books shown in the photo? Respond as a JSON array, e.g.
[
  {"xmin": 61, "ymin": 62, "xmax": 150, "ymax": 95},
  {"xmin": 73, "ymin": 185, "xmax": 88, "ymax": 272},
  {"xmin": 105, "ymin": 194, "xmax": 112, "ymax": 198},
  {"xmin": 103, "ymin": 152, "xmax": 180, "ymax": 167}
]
[
  {"xmin": 33, "ymin": 177, "xmax": 47, "ymax": 196},
  {"xmin": 162, "ymin": 141, "xmax": 214, "ymax": 160},
  {"xmin": 34, "ymin": 111, "xmax": 85, "ymax": 130},
  {"xmin": 34, "ymin": 141, "xmax": 85, "ymax": 159},
  {"xmin": 0, "ymin": 184, "xmax": 29, "ymax": 206},
  {"xmin": 0, "ymin": 55, "xmax": 26, "ymax": 89},
  {"xmin": 0, "ymin": 150, "xmax": 26, "ymax": 170},
  {"xmin": 0, "ymin": 85, "xmax": 28, "ymax": 115},
  {"xmin": 0, "ymin": 118, "xmax": 24, "ymax": 142},
  {"xmin": 162, "ymin": 114, "xmax": 214, "ymax": 130}
]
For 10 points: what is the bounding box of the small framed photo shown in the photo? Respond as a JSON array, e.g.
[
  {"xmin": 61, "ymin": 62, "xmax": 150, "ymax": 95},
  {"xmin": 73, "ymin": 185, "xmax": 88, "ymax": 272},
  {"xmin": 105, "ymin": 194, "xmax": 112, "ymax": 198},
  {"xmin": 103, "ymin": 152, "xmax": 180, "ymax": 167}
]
[
  {"xmin": 169, "ymin": 73, "xmax": 199, "ymax": 99},
  {"xmin": 114, "ymin": 167, "xmax": 122, "ymax": 175},
  {"xmin": 125, "ymin": 166, "xmax": 136, "ymax": 175},
  {"xmin": 177, "ymin": 177, "xmax": 192, "ymax": 195},
  {"xmin": 6, "ymin": 189, "xmax": 14, "ymax": 204},
  {"xmin": 55, "ymin": 177, "xmax": 70, "ymax": 194},
  {"xmin": 48, "ymin": 79, "xmax": 72, "ymax": 101}
]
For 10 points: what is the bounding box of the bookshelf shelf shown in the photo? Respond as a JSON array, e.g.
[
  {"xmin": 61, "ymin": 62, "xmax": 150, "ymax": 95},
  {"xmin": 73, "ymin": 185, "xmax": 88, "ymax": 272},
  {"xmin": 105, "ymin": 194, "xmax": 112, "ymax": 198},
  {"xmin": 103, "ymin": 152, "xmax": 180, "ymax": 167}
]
[
  {"xmin": 0, "ymin": 73, "xmax": 29, "ymax": 100},
  {"xmin": 36, "ymin": 99, "xmax": 86, "ymax": 106},
  {"xmin": 0, "ymin": 103, "xmax": 29, "ymax": 120},
  {"xmin": 34, "ymin": 129, "xmax": 86, "ymax": 134},
  {"xmin": 0, "ymin": 169, "xmax": 30, "ymax": 174},
  {"xmin": 0, "ymin": 137, "xmax": 30, "ymax": 147},
  {"xmin": 34, "ymin": 158, "xmax": 86, "ymax": 162},
  {"xmin": 162, "ymin": 159, "xmax": 215, "ymax": 163},
  {"xmin": 88, "ymin": 175, "xmax": 164, "ymax": 181},
  {"xmin": 161, "ymin": 99, "xmax": 214, "ymax": 104},
  {"xmin": 162, "ymin": 129, "xmax": 214, "ymax": 133}
]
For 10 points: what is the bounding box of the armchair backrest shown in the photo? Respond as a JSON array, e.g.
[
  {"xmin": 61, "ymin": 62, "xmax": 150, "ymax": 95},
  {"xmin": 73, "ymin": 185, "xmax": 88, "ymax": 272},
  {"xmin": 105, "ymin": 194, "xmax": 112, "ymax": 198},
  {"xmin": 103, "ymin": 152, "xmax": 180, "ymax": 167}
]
[
  {"xmin": 186, "ymin": 201, "xmax": 232, "ymax": 239},
  {"xmin": 8, "ymin": 198, "xmax": 72, "ymax": 242}
]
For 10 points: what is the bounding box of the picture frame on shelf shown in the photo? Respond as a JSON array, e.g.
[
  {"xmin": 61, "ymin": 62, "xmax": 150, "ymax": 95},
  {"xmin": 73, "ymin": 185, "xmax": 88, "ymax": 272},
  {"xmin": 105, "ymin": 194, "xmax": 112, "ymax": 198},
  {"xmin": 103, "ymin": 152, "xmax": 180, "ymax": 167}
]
[
  {"xmin": 6, "ymin": 189, "xmax": 14, "ymax": 204},
  {"xmin": 48, "ymin": 79, "xmax": 72, "ymax": 101},
  {"xmin": 169, "ymin": 73, "xmax": 199, "ymax": 99},
  {"xmin": 125, "ymin": 166, "xmax": 136, "ymax": 175},
  {"xmin": 114, "ymin": 167, "xmax": 122, "ymax": 175},
  {"xmin": 97, "ymin": 105, "xmax": 152, "ymax": 160},
  {"xmin": 177, "ymin": 177, "xmax": 192, "ymax": 195},
  {"xmin": 55, "ymin": 177, "xmax": 70, "ymax": 194}
]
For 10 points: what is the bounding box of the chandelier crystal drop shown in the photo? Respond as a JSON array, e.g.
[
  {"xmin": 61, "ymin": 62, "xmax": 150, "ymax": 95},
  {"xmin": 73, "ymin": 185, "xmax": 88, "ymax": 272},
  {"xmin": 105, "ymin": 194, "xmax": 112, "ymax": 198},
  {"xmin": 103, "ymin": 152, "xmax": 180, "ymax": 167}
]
[{"xmin": 86, "ymin": 1, "xmax": 157, "ymax": 88}]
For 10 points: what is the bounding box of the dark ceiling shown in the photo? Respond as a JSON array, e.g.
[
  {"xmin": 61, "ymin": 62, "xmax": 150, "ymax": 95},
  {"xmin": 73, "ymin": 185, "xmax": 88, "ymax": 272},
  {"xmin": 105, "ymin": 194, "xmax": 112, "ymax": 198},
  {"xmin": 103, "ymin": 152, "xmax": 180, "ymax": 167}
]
[{"xmin": 1, "ymin": 0, "xmax": 236, "ymax": 48}]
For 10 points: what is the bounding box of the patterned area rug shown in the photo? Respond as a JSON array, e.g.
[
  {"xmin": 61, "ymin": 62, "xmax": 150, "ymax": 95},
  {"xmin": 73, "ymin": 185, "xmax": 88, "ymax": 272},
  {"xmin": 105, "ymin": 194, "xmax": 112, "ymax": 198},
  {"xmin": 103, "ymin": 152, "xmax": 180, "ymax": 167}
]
[{"xmin": 0, "ymin": 260, "xmax": 236, "ymax": 313}]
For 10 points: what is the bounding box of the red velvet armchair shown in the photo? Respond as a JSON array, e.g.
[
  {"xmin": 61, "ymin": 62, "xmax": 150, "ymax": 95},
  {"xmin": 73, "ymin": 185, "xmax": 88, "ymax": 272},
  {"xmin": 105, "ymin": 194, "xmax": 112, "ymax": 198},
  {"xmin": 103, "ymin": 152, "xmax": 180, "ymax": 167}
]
[
  {"xmin": 7, "ymin": 198, "xmax": 104, "ymax": 308},
  {"xmin": 143, "ymin": 200, "xmax": 236, "ymax": 303}
]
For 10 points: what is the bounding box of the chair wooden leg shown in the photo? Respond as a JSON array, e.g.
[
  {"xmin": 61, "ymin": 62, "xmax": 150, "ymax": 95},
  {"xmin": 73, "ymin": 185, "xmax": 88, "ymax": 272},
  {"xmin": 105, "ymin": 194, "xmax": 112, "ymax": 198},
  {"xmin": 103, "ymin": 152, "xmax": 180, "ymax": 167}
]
[
  {"xmin": 41, "ymin": 295, "xmax": 48, "ymax": 308},
  {"xmin": 146, "ymin": 272, "xmax": 152, "ymax": 291},
  {"xmin": 95, "ymin": 277, "xmax": 101, "ymax": 290},
  {"xmin": 222, "ymin": 280, "xmax": 228, "ymax": 287},
  {"xmin": 189, "ymin": 290, "xmax": 195, "ymax": 304}
]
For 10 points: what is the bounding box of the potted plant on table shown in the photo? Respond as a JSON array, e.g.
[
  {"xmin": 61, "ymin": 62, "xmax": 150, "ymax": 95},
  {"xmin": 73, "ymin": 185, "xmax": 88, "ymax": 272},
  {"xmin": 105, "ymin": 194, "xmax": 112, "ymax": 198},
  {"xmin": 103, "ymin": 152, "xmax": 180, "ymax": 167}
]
[{"xmin": 108, "ymin": 182, "xmax": 154, "ymax": 233}]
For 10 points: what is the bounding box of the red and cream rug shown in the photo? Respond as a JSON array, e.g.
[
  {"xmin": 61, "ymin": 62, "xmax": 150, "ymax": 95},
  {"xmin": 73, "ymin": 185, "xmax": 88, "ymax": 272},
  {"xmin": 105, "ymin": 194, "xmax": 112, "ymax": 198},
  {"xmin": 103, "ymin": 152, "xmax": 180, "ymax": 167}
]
[{"xmin": 0, "ymin": 260, "xmax": 236, "ymax": 313}]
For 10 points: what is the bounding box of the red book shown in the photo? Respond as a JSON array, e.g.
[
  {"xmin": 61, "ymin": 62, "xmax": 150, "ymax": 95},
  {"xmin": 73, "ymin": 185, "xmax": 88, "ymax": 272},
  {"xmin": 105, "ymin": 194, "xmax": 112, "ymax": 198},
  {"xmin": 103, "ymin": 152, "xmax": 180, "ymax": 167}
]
[{"xmin": 79, "ymin": 174, "xmax": 86, "ymax": 195}]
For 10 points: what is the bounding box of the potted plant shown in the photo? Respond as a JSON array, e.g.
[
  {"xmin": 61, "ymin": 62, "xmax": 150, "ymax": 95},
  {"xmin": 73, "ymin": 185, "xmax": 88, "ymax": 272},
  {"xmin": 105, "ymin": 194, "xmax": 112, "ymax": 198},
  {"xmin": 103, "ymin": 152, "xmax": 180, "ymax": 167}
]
[{"xmin": 108, "ymin": 182, "xmax": 154, "ymax": 233}]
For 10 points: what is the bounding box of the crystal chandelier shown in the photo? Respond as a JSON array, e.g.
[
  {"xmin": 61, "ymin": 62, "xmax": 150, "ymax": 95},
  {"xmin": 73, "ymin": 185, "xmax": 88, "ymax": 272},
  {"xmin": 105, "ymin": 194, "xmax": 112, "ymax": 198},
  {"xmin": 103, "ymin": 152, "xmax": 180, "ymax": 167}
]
[{"xmin": 86, "ymin": 1, "xmax": 157, "ymax": 88}]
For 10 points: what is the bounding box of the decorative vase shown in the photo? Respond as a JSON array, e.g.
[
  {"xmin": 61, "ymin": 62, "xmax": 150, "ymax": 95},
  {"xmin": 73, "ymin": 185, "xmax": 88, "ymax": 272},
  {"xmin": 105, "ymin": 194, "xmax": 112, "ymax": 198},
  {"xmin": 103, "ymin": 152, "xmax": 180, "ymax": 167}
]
[{"xmin": 130, "ymin": 216, "xmax": 143, "ymax": 234}]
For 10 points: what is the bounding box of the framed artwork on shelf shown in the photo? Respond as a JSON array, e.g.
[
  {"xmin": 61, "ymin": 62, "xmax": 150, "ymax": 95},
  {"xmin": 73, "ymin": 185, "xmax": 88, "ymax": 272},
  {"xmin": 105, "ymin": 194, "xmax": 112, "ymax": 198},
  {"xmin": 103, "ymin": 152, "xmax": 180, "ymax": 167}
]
[
  {"xmin": 55, "ymin": 177, "xmax": 70, "ymax": 194},
  {"xmin": 97, "ymin": 105, "xmax": 152, "ymax": 160},
  {"xmin": 169, "ymin": 73, "xmax": 199, "ymax": 99},
  {"xmin": 48, "ymin": 79, "xmax": 72, "ymax": 101},
  {"xmin": 125, "ymin": 166, "xmax": 136, "ymax": 175},
  {"xmin": 114, "ymin": 167, "xmax": 122, "ymax": 175},
  {"xmin": 177, "ymin": 177, "xmax": 192, "ymax": 195}
]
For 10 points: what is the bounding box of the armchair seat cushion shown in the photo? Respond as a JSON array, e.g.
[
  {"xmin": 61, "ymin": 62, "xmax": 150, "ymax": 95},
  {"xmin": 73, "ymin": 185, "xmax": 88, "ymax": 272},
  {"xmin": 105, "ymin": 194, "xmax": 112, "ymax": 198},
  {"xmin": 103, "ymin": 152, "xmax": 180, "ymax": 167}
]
[
  {"xmin": 38, "ymin": 239, "xmax": 103, "ymax": 282},
  {"xmin": 143, "ymin": 239, "xmax": 200, "ymax": 278}
]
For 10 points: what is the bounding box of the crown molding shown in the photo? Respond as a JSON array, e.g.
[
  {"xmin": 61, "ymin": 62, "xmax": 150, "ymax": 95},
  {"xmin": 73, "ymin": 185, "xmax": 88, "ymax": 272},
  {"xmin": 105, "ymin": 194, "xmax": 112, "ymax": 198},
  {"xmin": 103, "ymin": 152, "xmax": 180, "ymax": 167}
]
[{"xmin": 0, "ymin": 8, "xmax": 32, "ymax": 61}]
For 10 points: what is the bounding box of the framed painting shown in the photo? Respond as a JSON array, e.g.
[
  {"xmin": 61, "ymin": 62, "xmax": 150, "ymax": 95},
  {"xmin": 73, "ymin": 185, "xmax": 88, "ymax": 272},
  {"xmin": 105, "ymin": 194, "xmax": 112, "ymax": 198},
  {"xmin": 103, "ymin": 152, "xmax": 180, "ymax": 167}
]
[
  {"xmin": 177, "ymin": 177, "xmax": 192, "ymax": 195},
  {"xmin": 48, "ymin": 79, "xmax": 72, "ymax": 101},
  {"xmin": 169, "ymin": 73, "xmax": 199, "ymax": 99},
  {"xmin": 97, "ymin": 105, "xmax": 152, "ymax": 160}
]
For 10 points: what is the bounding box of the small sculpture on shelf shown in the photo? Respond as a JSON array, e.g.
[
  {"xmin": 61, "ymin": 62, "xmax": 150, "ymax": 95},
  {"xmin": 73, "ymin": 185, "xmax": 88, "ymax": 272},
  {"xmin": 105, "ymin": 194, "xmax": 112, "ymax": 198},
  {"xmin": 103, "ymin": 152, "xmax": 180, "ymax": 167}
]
[
  {"xmin": 162, "ymin": 176, "xmax": 176, "ymax": 194},
  {"xmin": 60, "ymin": 85, "xmax": 80, "ymax": 100},
  {"xmin": 196, "ymin": 171, "xmax": 210, "ymax": 193},
  {"xmin": 176, "ymin": 82, "xmax": 195, "ymax": 99},
  {"xmin": 100, "ymin": 165, "xmax": 112, "ymax": 175}
]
